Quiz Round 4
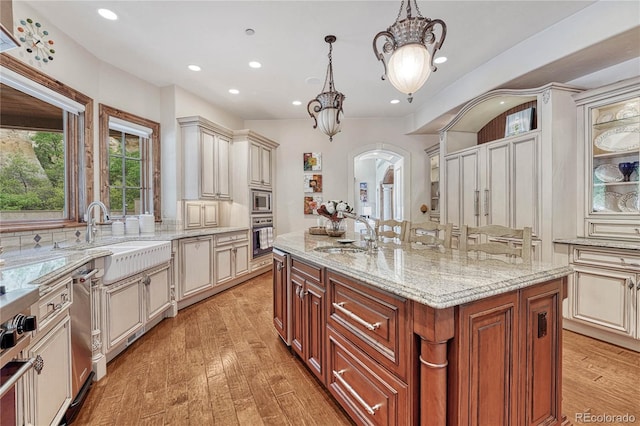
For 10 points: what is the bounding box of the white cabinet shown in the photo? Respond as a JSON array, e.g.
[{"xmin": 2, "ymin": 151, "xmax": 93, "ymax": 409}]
[
  {"xmin": 574, "ymin": 76, "xmax": 640, "ymax": 241},
  {"xmin": 184, "ymin": 200, "xmax": 218, "ymax": 229},
  {"xmin": 425, "ymin": 144, "xmax": 440, "ymax": 221},
  {"xmin": 564, "ymin": 245, "xmax": 640, "ymax": 351},
  {"xmin": 178, "ymin": 116, "xmax": 233, "ymax": 200},
  {"xmin": 145, "ymin": 264, "xmax": 172, "ymax": 322},
  {"xmin": 250, "ymin": 142, "xmax": 273, "ymax": 188},
  {"xmin": 214, "ymin": 231, "xmax": 250, "ymax": 285},
  {"xmin": 24, "ymin": 314, "xmax": 72, "ymax": 426},
  {"xmin": 440, "ymin": 83, "xmax": 579, "ymax": 262},
  {"xmin": 178, "ymin": 235, "xmax": 214, "ymax": 299}
]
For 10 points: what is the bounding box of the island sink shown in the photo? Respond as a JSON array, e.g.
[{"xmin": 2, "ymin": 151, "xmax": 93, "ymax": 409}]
[{"xmin": 96, "ymin": 241, "xmax": 172, "ymax": 284}]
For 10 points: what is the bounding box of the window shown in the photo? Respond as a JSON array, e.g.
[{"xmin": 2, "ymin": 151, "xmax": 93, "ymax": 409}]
[
  {"xmin": 99, "ymin": 105, "xmax": 161, "ymax": 221},
  {"xmin": 0, "ymin": 54, "xmax": 92, "ymax": 229}
]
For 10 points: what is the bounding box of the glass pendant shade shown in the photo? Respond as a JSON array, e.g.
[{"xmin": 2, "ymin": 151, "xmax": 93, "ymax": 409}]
[
  {"xmin": 316, "ymin": 107, "xmax": 342, "ymax": 140},
  {"xmin": 387, "ymin": 44, "xmax": 432, "ymax": 96}
]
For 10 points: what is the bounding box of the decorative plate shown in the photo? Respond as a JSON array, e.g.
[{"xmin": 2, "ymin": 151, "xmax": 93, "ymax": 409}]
[
  {"xmin": 595, "ymin": 113, "xmax": 613, "ymax": 124},
  {"xmin": 617, "ymin": 191, "xmax": 639, "ymax": 212},
  {"xmin": 593, "ymin": 191, "xmax": 621, "ymax": 212},
  {"xmin": 594, "ymin": 125, "xmax": 640, "ymax": 152},
  {"xmin": 594, "ymin": 164, "xmax": 624, "ymax": 183},
  {"xmin": 615, "ymin": 106, "xmax": 639, "ymax": 120}
]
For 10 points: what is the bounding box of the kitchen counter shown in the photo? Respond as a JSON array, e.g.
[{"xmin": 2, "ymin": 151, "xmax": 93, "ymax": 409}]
[
  {"xmin": 275, "ymin": 231, "xmax": 572, "ymax": 309},
  {"xmin": 554, "ymin": 237, "xmax": 640, "ymax": 251}
]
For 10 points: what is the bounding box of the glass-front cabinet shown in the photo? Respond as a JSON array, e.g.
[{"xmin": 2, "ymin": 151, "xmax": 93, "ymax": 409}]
[
  {"xmin": 425, "ymin": 145, "xmax": 440, "ymax": 220},
  {"xmin": 575, "ymin": 76, "xmax": 640, "ymax": 241}
]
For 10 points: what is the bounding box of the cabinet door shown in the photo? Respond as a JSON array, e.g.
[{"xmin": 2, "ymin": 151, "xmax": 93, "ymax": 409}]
[
  {"xmin": 105, "ymin": 278, "xmax": 143, "ymax": 349},
  {"xmin": 26, "ymin": 315, "xmax": 72, "ymax": 426},
  {"xmin": 461, "ymin": 149, "xmax": 481, "ymax": 228},
  {"xmin": 249, "ymin": 142, "xmax": 262, "ymax": 186},
  {"xmin": 200, "ymin": 130, "xmax": 216, "ymax": 198},
  {"xmin": 145, "ymin": 265, "xmax": 171, "ymax": 321},
  {"xmin": 273, "ymin": 251, "xmax": 288, "ymax": 343},
  {"xmin": 485, "ymin": 142, "xmax": 510, "ymax": 227},
  {"xmin": 510, "ymin": 136, "xmax": 539, "ymax": 234},
  {"xmin": 571, "ymin": 266, "xmax": 635, "ymax": 337},
  {"xmin": 184, "ymin": 201, "xmax": 203, "ymax": 229},
  {"xmin": 260, "ymin": 146, "xmax": 272, "ymax": 187},
  {"xmin": 306, "ymin": 280, "xmax": 325, "ymax": 383},
  {"xmin": 215, "ymin": 245, "xmax": 234, "ymax": 285},
  {"xmin": 215, "ymin": 135, "xmax": 231, "ymax": 198},
  {"xmin": 203, "ymin": 202, "xmax": 218, "ymax": 227},
  {"xmin": 443, "ymin": 155, "xmax": 460, "ymax": 228},
  {"xmin": 234, "ymin": 242, "xmax": 250, "ymax": 277},
  {"xmin": 290, "ymin": 273, "xmax": 305, "ymax": 358},
  {"xmin": 180, "ymin": 237, "xmax": 214, "ymax": 298}
]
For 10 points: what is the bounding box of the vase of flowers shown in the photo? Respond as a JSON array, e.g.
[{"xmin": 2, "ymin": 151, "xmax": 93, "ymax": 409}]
[{"xmin": 316, "ymin": 200, "xmax": 353, "ymax": 237}]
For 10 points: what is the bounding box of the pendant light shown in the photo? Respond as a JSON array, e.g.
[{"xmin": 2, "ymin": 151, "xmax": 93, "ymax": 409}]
[
  {"xmin": 373, "ymin": 0, "xmax": 446, "ymax": 102},
  {"xmin": 308, "ymin": 35, "xmax": 345, "ymax": 142}
]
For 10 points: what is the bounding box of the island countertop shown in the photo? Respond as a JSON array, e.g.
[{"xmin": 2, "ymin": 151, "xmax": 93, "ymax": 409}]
[{"xmin": 274, "ymin": 231, "xmax": 572, "ymax": 309}]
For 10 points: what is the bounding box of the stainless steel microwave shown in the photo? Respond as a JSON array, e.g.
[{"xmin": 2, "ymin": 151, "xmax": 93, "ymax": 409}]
[{"xmin": 252, "ymin": 190, "xmax": 272, "ymax": 213}]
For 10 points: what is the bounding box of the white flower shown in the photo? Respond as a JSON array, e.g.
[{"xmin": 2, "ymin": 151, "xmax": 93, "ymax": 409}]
[{"xmin": 325, "ymin": 203, "xmax": 335, "ymax": 214}]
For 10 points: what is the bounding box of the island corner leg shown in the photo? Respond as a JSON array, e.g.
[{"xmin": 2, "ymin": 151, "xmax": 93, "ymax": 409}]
[{"xmin": 413, "ymin": 304, "xmax": 455, "ymax": 426}]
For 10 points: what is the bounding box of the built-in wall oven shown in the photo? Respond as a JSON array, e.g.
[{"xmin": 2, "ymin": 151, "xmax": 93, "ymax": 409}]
[
  {"xmin": 251, "ymin": 215, "xmax": 274, "ymax": 259},
  {"xmin": 251, "ymin": 190, "xmax": 272, "ymax": 214}
]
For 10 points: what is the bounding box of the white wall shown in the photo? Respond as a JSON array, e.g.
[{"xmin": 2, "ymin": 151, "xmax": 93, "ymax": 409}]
[{"xmin": 244, "ymin": 117, "xmax": 433, "ymax": 235}]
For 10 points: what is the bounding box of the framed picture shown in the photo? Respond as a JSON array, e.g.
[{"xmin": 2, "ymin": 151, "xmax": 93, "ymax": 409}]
[
  {"xmin": 303, "ymin": 174, "xmax": 323, "ymax": 193},
  {"xmin": 505, "ymin": 107, "xmax": 534, "ymax": 137},
  {"xmin": 359, "ymin": 182, "xmax": 368, "ymax": 202},
  {"xmin": 303, "ymin": 152, "xmax": 322, "ymax": 171},
  {"xmin": 304, "ymin": 196, "xmax": 322, "ymax": 215}
]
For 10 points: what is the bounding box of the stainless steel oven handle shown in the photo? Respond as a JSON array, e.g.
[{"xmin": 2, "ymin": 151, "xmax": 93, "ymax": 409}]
[{"xmin": 0, "ymin": 355, "xmax": 43, "ymax": 399}]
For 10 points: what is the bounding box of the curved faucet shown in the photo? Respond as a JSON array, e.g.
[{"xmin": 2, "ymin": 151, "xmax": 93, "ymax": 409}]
[
  {"xmin": 343, "ymin": 212, "xmax": 377, "ymax": 252},
  {"xmin": 85, "ymin": 201, "xmax": 110, "ymax": 243}
]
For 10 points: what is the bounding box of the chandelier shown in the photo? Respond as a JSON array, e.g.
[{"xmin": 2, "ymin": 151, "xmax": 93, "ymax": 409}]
[
  {"xmin": 373, "ymin": 0, "xmax": 446, "ymax": 103},
  {"xmin": 308, "ymin": 35, "xmax": 345, "ymax": 142}
]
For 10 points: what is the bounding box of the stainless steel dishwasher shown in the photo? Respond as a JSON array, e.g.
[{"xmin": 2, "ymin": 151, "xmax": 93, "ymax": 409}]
[{"xmin": 61, "ymin": 266, "xmax": 97, "ymax": 425}]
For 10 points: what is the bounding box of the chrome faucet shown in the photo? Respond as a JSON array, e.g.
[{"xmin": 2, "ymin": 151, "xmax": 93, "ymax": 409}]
[
  {"xmin": 344, "ymin": 212, "xmax": 377, "ymax": 252},
  {"xmin": 85, "ymin": 201, "xmax": 110, "ymax": 243}
]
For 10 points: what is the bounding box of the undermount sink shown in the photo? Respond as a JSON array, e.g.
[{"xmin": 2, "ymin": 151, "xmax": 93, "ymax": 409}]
[
  {"xmin": 313, "ymin": 245, "xmax": 367, "ymax": 254},
  {"xmin": 96, "ymin": 241, "xmax": 172, "ymax": 284}
]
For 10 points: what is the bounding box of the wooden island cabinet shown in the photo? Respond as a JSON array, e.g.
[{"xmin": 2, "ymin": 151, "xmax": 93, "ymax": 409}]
[{"xmin": 274, "ymin": 231, "xmax": 571, "ymax": 426}]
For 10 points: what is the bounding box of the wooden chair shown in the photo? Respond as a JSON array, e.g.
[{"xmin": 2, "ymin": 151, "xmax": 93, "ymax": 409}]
[
  {"xmin": 375, "ymin": 219, "xmax": 408, "ymax": 242},
  {"xmin": 460, "ymin": 224, "xmax": 532, "ymax": 264},
  {"xmin": 408, "ymin": 221, "xmax": 453, "ymax": 249}
]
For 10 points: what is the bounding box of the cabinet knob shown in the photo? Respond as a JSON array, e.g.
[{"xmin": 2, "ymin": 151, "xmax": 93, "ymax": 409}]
[
  {"xmin": 277, "ymin": 263, "xmax": 284, "ymax": 271},
  {"xmin": 628, "ymin": 279, "xmax": 634, "ymax": 290}
]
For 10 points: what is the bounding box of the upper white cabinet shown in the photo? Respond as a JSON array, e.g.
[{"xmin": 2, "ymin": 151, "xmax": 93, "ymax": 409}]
[
  {"xmin": 250, "ymin": 141, "xmax": 273, "ymax": 188},
  {"xmin": 574, "ymin": 77, "xmax": 640, "ymax": 241},
  {"xmin": 234, "ymin": 130, "xmax": 279, "ymax": 191},
  {"xmin": 440, "ymin": 83, "xmax": 581, "ymax": 262},
  {"xmin": 178, "ymin": 116, "xmax": 233, "ymax": 200}
]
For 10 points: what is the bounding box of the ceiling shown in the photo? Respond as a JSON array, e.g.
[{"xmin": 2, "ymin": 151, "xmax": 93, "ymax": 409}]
[{"xmin": 22, "ymin": 1, "xmax": 640, "ymax": 132}]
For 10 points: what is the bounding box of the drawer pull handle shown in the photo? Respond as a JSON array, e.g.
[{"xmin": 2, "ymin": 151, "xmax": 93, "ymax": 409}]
[
  {"xmin": 628, "ymin": 279, "xmax": 634, "ymax": 290},
  {"xmin": 620, "ymin": 258, "xmax": 640, "ymax": 268},
  {"xmin": 333, "ymin": 370, "xmax": 382, "ymax": 416},
  {"xmin": 332, "ymin": 302, "xmax": 381, "ymax": 331}
]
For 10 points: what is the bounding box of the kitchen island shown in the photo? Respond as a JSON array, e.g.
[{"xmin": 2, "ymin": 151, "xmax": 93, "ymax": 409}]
[{"xmin": 273, "ymin": 231, "xmax": 572, "ymax": 426}]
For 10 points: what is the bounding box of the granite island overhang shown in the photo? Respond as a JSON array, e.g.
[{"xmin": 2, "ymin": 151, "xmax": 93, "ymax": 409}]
[{"xmin": 273, "ymin": 231, "xmax": 572, "ymax": 426}]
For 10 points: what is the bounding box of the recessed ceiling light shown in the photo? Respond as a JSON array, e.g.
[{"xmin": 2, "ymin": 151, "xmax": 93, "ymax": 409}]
[
  {"xmin": 245, "ymin": 28, "xmax": 255, "ymax": 36},
  {"xmin": 249, "ymin": 61, "xmax": 262, "ymax": 69},
  {"xmin": 390, "ymin": 99, "xmax": 400, "ymax": 104},
  {"xmin": 434, "ymin": 56, "xmax": 447, "ymax": 64},
  {"xmin": 98, "ymin": 8, "xmax": 118, "ymax": 20},
  {"xmin": 292, "ymin": 100, "xmax": 302, "ymax": 106},
  {"xmin": 229, "ymin": 89, "xmax": 240, "ymax": 95},
  {"xmin": 500, "ymin": 101, "xmax": 505, "ymax": 105},
  {"xmin": 188, "ymin": 65, "xmax": 201, "ymax": 72}
]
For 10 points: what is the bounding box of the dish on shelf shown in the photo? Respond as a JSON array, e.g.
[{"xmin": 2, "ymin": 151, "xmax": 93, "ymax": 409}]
[
  {"xmin": 617, "ymin": 191, "xmax": 639, "ymax": 212},
  {"xmin": 592, "ymin": 191, "xmax": 622, "ymax": 212},
  {"xmin": 615, "ymin": 106, "xmax": 639, "ymax": 120},
  {"xmin": 595, "ymin": 113, "xmax": 614, "ymax": 124},
  {"xmin": 594, "ymin": 125, "xmax": 640, "ymax": 152},
  {"xmin": 594, "ymin": 164, "xmax": 624, "ymax": 182}
]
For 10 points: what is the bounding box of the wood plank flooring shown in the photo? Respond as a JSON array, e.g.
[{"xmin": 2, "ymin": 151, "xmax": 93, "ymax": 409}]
[{"xmin": 75, "ymin": 272, "xmax": 639, "ymax": 425}]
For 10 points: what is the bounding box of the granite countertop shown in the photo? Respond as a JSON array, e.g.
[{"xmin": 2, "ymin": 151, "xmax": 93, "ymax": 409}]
[
  {"xmin": 0, "ymin": 225, "xmax": 250, "ymax": 307},
  {"xmin": 275, "ymin": 231, "xmax": 572, "ymax": 309},
  {"xmin": 554, "ymin": 238, "xmax": 640, "ymax": 251}
]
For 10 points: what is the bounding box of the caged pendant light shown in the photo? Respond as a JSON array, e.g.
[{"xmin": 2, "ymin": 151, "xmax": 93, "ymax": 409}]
[
  {"xmin": 373, "ymin": 0, "xmax": 446, "ymax": 103},
  {"xmin": 308, "ymin": 35, "xmax": 345, "ymax": 142}
]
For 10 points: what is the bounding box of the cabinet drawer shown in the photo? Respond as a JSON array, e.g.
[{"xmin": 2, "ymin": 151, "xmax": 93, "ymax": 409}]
[
  {"xmin": 38, "ymin": 276, "xmax": 72, "ymax": 330},
  {"xmin": 586, "ymin": 219, "xmax": 640, "ymax": 241},
  {"xmin": 327, "ymin": 271, "xmax": 410, "ymax": 379},
  {"xmin": 327, "ymin": 329, "xmax": 409, "ymax": 426},
  {"xmin": 573, "ymin": 247, "xmax": 640, "ymax": 271},
  {"xmin": 215, "ymin": 231, "xmax": 248, "ymax": 245},
  {"xmin": 291, "ymin": 258, "xmax": 323, "ymax": 285}
]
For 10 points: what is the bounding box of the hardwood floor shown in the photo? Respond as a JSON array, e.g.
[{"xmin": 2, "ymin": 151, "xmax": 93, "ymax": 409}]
[{"xmin": 75, "ymin": 273, "xmax": 639, "ymax": 425}]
